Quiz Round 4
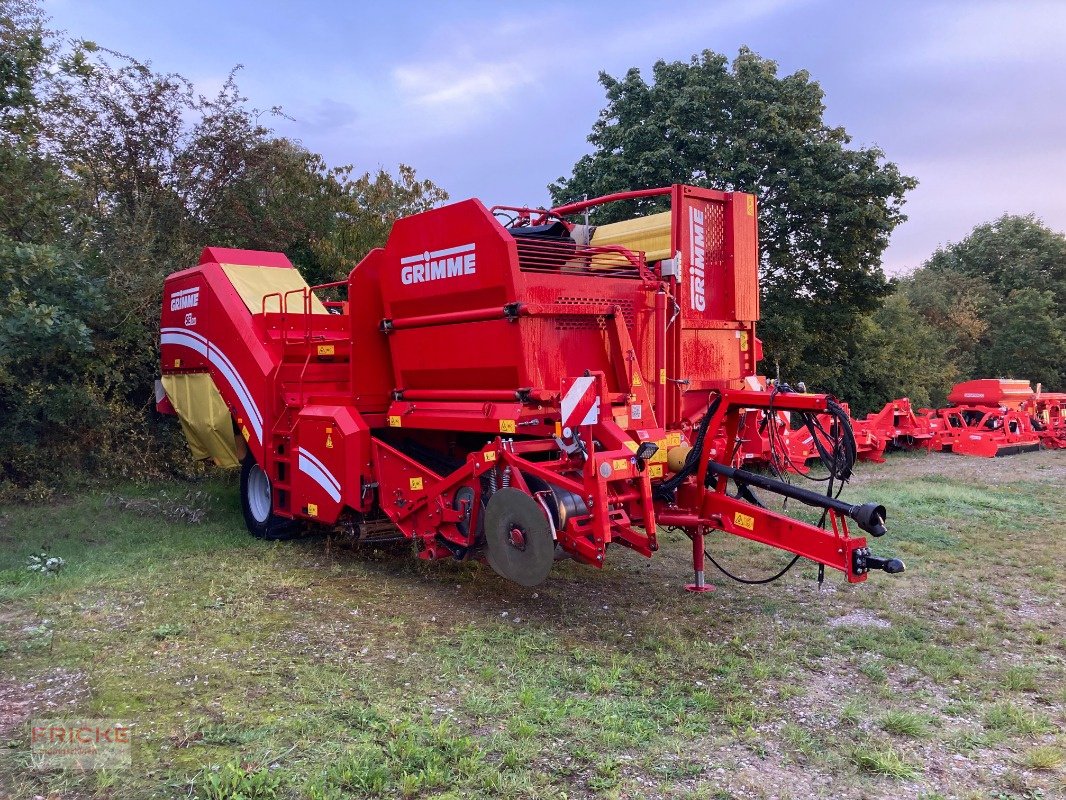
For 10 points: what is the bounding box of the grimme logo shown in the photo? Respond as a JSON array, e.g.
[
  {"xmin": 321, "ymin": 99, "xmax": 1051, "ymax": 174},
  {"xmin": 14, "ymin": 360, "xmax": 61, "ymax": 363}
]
[
  {"xmin": 400, "ymin": 243, "xmax": 476, "ymax": 285},
  {"xmin": 688, "ymin": 207, "xmax": 706, "ymax": 312},
  {"xmin": 169, "ymin": 287, "xmax": 200, "ymax": 311}
]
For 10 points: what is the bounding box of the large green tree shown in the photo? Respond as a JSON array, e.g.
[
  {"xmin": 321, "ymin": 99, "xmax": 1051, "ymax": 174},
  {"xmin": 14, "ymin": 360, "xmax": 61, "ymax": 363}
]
[
  {"xmin": 903, "ymin": 214, "xmax": 1066, "ymax": 390},
  {"xmin": 550, "ymin": 48, "xmax": 916, "ymax": 391},
  {"xmin": 0, "ymin": 0, "xmax": 448, "ymax": 489}
]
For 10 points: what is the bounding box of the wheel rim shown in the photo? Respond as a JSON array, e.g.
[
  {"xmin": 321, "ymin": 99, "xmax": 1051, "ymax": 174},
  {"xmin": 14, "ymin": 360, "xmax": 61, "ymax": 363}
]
[{"xmin": 247, "ymin": 464, "xmax": 272, "ymax": 524}]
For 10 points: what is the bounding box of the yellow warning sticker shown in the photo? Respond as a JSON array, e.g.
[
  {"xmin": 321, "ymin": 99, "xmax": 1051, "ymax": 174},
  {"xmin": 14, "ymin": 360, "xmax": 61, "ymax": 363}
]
[
  {"xmin": 624, "ymin": 440, "xmax": 639, "ymax": 453},
  {"xmin": 734, "ymin": 511, "xmax": 755, "ymax": 531},
  {"xmin": 317, "ymin": 344, "xmax": 335, "ymax": 356},
  {"xmin": 666, "ymin": 432, "xmax": 682, "ymax": 447},
  {"xmin": 632, "ymin": 374, "xmax": 642, "ymax": 387},
  {"xmin": 484, "ymin": 451, "xmax": 496, "ymax": 462},
  {"xmin": 746, "ymin": 195, "xmax": 755, "ymax": 216},
  {"xmin": 409, "ymin": 477, "xmax": 423, "ymax": 491},
  {"xmin": 325, "ymin": 434, "xmax": 333, "ymax": 449},
  {"xmin": 659, "ymin": 368, "xmax": 666, "ymax": 385},
  {"xmin": 500, "ymin": 420, "xmax": 516, "ymax": 433},
  {"xmin": 739, "ymin": 331, "xmax": 749, "ymax": 352},
  {"xmin": 648, "ymin": 464, "xmax": 663, "ymax": 478},
  {"xmin": 388, "ymin": 415, "xmax": 402, "ymax": 427},
  {"xmin": 612, "ymin": 458, "xmax": 628, "ymax": 472},
  {"xmin": 307, "ymin": 503, "xmax": 318, "ymax": 517},
  {"xmin": 241, "ymin": 425, "xmax": 250, "ymax": 442},
  {"xmin": 173, "ymin": 358, "xmax": 182, "ymax": 368},
  {"xmin": 652, "ymin": 441, "xmax": 668, "ymax": 462}
]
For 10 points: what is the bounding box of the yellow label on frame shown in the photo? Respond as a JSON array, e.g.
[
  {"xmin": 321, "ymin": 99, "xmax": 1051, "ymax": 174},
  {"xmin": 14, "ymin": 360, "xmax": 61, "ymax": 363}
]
[
  {"xmin": 666, "ymin": 432, "xmax": 682, "ymax": 448},
  {"xmin": 325, "ymin": 434, "xmax": 333, "ymax": 449},
  {"xmin": 241, "ymin": 425, "xmax": 250, "ymax": 442},
  {"xmin": 500, "ymin": 420, "xmax": 516, "ymax": 434},
  {"xmin": 659, "ymin": 368, "xmax": 666, "ymax": 385},
  {"xmin": 388, "ymin": 415, "xmax": 402, "ymax": 427},
  {"xmin": 317, "ymin": 344, "xmax": 335, "ymax": 356},
  {"xmin": 632, "ymin": 374, "xmax": 642, "ymax": 387},
  {"xmin": 648, "ymin": 464, "xmax": 663, "ymax": 478},
  {"xmin": 612, "ymin": 458, "xmax": 628, "ymax": 472},
  {"xmin": 734, "ymin": 511, "xmax": 755, "ymax": 531},
  {"xmin": 739, "ymin": 331, "xmax": 749, "ymax": 352},
  {"xmin": 409, "ymin": 477, "xmax": 423, "ymax": 491},
  {"xmin": 484, "ymin": 451, "xmax": 497, "ymax": 462},
  {"xmin": 745, "ymin": 195, "xmax": 755, "ymax": 216},
  {"xmin": 307, "ymin": 503, "xmax": 318, "ymax": 517}
]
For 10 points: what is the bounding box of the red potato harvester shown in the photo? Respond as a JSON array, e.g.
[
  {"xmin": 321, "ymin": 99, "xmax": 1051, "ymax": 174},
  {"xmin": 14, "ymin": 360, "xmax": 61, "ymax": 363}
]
[{"xmin": 157, "ymin": 185, "xmax": 904, "ymax": 590}]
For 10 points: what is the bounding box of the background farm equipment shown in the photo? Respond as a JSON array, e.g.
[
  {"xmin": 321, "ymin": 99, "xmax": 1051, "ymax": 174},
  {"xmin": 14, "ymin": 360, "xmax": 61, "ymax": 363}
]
[
  {"xmin": 1022, "ymin": 387, "xmax": 1066, "ymax": 450},
  {"xmin": 157, "ymin": 185, "xmax": 905, "ymax": 590},
  {"xmin": 921, "ymin": 379, "xmax": 1041, "ymax": 458}
]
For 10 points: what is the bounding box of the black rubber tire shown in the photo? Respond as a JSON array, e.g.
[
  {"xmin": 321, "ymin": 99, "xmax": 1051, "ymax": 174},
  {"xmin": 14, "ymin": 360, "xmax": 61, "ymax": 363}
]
[
  {"xmin": 484, "ymin": 487, "xmax": 554, "ymax": 587},
  {"xmin": 239, "ymin": 456, "xmax": 294, "ymax": 540}
]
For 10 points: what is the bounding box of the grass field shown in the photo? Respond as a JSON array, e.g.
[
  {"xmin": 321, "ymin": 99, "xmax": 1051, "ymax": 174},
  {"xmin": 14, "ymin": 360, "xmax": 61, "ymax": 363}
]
[{"xmin": 1, "ymin": 450, "xmax": 1063, "ymax": 799}]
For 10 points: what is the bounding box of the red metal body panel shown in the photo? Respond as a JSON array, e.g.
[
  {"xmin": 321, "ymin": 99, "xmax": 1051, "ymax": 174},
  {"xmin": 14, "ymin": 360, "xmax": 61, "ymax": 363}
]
[{"xmin": 947, "ymin": 379, "xmax": 1034, "ymax": 410}]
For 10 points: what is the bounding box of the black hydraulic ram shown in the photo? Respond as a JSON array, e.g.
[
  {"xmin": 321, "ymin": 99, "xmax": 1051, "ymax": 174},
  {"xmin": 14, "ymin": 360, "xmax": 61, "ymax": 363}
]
[{"xmin": 704, "ymin": 461, "xmax": 905, "ymax": 574}]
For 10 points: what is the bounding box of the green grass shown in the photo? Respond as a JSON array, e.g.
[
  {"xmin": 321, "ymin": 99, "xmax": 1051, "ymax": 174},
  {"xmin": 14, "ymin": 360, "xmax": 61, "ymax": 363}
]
[
  {"xmin": 982, "ymin": 703, "xmax": 1055, "ymax": 736},
  {"xmin": 1, "ymin": 451, "xmax": 1064, "ymax": 798},
  {"xmin": 851, "ymin": 744, "xmax": 922, "ymax": 779},
  {"xmin": 1019, "ymin": 744, "xmax": 1065, "ymax": 772},
  {"xmin": 879, "ymin": 710, "xmax": 934, "ymax": 739}
]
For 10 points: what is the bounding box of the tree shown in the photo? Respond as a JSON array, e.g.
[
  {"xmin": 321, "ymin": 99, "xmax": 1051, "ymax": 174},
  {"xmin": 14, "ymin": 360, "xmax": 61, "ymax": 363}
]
[
  {"xmin": 916, "ymin": 214, "xmax": 1066, "ymax": 316},
  {"xmin": 978, "ymin": 288, "xmax": 1065, "ymax": 389},
  {"xmin": 550, "ymin": 48, "xmax": 916, "ymax": 390},
  {"xmin": 0, "ymin": 0, "xmax": 449, "ymax": 488},
  {"xmin": 835, "ymin": 292, "xmax": 958, "ymax": 412},
  {"xmin": 903, "ymin": 214, "xmax": 1066, "ymax": 391},
  {"xmin": 0, "ymin": 0, "xmax": 48, "ymax": 139}
]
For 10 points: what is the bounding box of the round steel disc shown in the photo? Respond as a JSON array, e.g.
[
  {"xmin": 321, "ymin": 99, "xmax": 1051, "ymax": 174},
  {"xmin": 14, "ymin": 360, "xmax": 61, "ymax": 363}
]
[{"xmin": 484, "ymin": 488, "xmax": 554, "ymax": 587}]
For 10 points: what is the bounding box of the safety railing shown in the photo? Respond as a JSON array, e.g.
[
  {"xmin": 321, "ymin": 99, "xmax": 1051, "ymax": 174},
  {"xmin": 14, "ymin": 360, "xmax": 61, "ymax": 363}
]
[{"xmin": 260, "ymin": 280, "xmax": 349, "ymax": 344}]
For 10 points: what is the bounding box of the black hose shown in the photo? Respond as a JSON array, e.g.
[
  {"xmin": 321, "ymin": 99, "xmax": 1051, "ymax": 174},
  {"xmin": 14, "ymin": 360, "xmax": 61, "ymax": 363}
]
[
  {"xmin": 654, "ymin": 392, "xmax": 721, "ymax": 501},
  {"xmin": 704, "ymin": 549, "xmax": 801, "ymax": 584}
]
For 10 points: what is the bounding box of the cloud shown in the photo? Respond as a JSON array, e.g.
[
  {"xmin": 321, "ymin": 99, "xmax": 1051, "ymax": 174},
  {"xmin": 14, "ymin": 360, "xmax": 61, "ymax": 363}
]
[
  {"xmin": 393, "ymin": 58, "xmax": 532, "ymax": 113},
  {"xmin": 382, "ymin": 0, "xmax": 806, "ymax": 138},
  {"xmin": 908, "ymin": 1, "xmax": 1066, "ymax": 66}
]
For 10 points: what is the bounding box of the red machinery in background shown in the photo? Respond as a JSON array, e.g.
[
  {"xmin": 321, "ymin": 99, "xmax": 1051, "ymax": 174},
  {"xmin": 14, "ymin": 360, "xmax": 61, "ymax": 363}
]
[
  {"xmin": 852, "ymin": 398, "xmax": 934, "ymax": 453},
  {"xmin": 1022, "ymin": 387, "xmax": 1066, "ymax": 450},
  {"xmin": 158, "ymin": 185, "xmax": 904, "ymax": 591},
  {"xmin": 922, "ymin": 379, "xmax": 1041, "ymax": 458}
]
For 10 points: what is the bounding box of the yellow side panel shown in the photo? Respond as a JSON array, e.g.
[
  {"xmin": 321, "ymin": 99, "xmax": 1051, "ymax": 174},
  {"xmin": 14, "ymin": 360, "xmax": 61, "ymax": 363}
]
[
  {"xmin": 161, "ymin": 373, "xmax": 240, "ymax": 468},
  {"xmin": 590, "ymin": 211, "xmax": 672, "ymax": 263},
  {"xmin": 220, "ymin": 262, "xmax": 328, "ymax": 315}
]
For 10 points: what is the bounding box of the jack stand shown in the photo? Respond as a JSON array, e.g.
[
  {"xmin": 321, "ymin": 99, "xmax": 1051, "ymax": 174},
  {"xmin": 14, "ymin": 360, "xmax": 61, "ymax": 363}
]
[{"xmin": 685, "ymin": 527, "xmax": 715, "ymax": 593}]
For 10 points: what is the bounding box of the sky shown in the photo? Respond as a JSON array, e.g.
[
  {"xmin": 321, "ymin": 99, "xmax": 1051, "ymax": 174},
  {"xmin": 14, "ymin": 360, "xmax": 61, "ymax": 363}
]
[{"xmin": 41, "ymin": 0, "xmax": 1066, "ymax": 274}]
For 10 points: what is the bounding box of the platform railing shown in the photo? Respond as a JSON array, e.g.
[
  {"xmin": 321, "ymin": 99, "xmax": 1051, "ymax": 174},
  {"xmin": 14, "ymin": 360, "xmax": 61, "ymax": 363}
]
[
  {"xmin": 514, "ymin": 238, "xmax": 655, "ymax": 283},
  {"xmin": 260, "ymin": 280, "xmax": 349, "ymax": 344}
]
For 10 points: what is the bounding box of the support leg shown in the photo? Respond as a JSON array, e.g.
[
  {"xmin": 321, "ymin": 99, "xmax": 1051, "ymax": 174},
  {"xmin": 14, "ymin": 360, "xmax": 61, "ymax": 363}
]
[{"xmin": 685, "ymin": 527, "xmax": 714, "ymax": 593}]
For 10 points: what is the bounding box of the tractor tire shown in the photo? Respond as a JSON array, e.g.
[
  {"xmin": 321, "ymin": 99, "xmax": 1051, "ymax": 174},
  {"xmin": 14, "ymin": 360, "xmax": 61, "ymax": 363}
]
[{"xmin": 239, "ymin": 456, "xmax": 294, "ymax": 540}]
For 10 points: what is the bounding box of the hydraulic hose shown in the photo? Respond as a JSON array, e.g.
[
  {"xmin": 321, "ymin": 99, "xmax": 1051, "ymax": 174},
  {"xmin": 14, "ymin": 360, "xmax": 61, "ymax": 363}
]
[{"xmin": 702, "ymin": 460, "xmax": 887, "ymax": 537}]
